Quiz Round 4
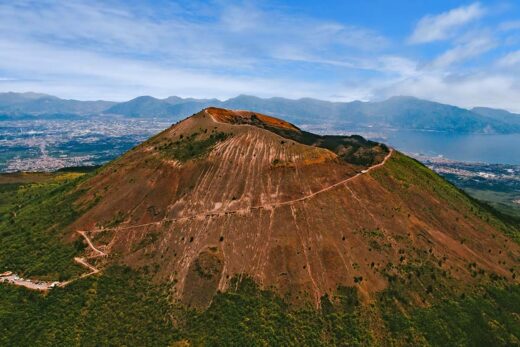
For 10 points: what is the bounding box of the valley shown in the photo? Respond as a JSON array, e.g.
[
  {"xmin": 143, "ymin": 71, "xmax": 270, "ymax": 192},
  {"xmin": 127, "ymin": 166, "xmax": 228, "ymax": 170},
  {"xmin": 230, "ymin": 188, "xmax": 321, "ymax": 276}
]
[{"xmin": 0, "ymin": 118, "xmax": 170, "ymax": 172}]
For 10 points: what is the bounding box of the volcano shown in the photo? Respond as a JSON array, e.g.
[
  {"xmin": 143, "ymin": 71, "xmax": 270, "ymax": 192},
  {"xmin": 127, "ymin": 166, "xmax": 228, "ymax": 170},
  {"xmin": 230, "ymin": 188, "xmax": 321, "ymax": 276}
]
[{"xmin": 59, "ymin": 107, "xmax": 519, "ymax": 309}]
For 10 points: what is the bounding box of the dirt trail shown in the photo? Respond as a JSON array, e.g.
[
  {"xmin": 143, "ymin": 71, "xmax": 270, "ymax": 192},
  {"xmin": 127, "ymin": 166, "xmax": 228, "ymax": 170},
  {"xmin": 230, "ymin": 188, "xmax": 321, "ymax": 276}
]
[
  {"xmin": 0, "ymin": 275, "xmax": 58, "ymax": 291},
  {"xmin": 77, "ymin": 230, "xmax": 106, "ymax": 257},
  {"xmin": 1, "ymin": 147, "xmax": 393, "ymax": 291},
  {"xmin": 96, "ymin": 148, "xmax": 394, "ymax": 233},
  {"xmin": 267, "ymin": 148, "xmax": 392, "ymax": 208},
  {"xmin": 0, "ymin": 230, "xmax": 105, "ymax": 291}
]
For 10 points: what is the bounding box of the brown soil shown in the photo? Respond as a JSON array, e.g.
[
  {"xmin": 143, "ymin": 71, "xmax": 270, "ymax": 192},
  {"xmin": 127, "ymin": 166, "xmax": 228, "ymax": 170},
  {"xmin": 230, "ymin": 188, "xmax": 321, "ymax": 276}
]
[{"xmin": 62, "ymin": 108, "xmax": 519, "ymax": 308}]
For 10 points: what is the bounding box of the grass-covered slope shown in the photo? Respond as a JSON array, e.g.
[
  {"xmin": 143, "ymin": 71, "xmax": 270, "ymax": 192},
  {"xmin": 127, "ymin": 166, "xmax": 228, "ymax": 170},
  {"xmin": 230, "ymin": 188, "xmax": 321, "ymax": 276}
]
[
  {"xmin": 370, "ymin": 152, "xmax": 519, "ymax": 244},
  {"xmin": 0, "ymin": 266, "xmax": 178, "ymax": 346},
  {"xmin": 1, "ymin": 266, "xmax": 519, "ymax": 346},
  {"xmin": 0, "ymin": 172, "xmax": 96, "ymax": 280}
]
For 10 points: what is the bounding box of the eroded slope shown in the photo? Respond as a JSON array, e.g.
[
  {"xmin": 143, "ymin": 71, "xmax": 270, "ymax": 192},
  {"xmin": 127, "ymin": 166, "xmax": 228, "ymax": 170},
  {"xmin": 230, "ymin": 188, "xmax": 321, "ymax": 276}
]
[{"xmin": 62, "ymin": 108, "xmax": 519, "ymax": 308}]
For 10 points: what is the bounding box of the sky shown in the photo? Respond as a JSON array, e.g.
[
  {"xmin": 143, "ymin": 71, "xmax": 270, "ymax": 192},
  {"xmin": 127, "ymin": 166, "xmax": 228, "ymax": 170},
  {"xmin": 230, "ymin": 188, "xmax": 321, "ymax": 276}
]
[{"xmin": 1, "ymin": 0, "xmax": 520, "ymax": 111}]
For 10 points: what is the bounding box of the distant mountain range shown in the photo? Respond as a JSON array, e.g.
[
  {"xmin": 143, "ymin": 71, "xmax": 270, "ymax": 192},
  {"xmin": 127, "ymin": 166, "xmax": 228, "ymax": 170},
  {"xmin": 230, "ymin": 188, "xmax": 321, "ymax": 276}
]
[
  {"xmin": 1, "ymin": 91, "xmax": 520, "ymax": 134},
  {"xmin": 0, "ymin": 92, "xmax": 115, "ymax": 117}
]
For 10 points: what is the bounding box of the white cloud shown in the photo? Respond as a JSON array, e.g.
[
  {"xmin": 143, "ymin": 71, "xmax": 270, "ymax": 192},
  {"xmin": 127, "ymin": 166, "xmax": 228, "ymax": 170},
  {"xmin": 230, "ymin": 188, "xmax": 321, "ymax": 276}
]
[
  {"xmin": 497, "ymin": 50, "xmax": 520, "ymax": 67},
  {"xmin": 432, "ymin": 34, "xmax": 495, "ymax": 68},
  {"xmin": 409, "ymin": 3, "xmax": 485, "ymax": 44},
  {"xmin": 0, "ymin": 1, "xmax": 387, "ymax": 70},
  {"xmin": 0, "ymin": 39, "xmax": 347, "ymax": 101},
  {"xmin": 376, "ymin": 56, "xmax": 418, "ymax": 77},
  {"xmin": 0, "ymin": 0, "xmax": 392, "ymax": 101},
  {"xmin": 0, "ymin": 0, "xmax": 518, "ymax": 113},
  {"xmin": 375, "ymin": 71, "xmax": 520, "ymax": 113}
]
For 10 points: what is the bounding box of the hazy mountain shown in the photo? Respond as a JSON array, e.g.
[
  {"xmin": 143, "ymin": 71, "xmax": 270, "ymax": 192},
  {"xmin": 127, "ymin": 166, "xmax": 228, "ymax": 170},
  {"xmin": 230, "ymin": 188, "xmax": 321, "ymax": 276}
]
[
  {"xmin": 222, "ymin": 95, "xmax": 520, "ymax": 133},
  {"xmin": 2, "ymin": 91, "xmax": 520, "ymax": 133},
  {"xmin": 472, "ymin": 106, "xmax": 520, "ymax": 125},
  {"xmin": 0, "ymin": 91, "xmax": 51, "ymax": 104},
  {"xmin": 104, "ymin": 96, "xmax": 221, "ymax": 117},
  {"xmin": 104, "ymin": 96, "xmax": 173, "ymax": 117},
  {"xmin": 357, "ymin": 96, "xmax": 517, "ymax": 133},
  {"xmin": 221, "ymin": 95, "xmax": 349, "ymax": 124},
  {"xmin": 0, "ymin": 92, "xmax": 115, "ymax": 116},
  {"xmin": 118, "ymin": 94, "xmax": 520, "ymax": 133}
]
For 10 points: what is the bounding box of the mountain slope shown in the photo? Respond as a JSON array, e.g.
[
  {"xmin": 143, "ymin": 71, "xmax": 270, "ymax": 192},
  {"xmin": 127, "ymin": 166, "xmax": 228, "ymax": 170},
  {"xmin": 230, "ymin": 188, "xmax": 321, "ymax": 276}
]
[
  {"xmin": 472, "ymin": 106, "xmax": 520, "ymax": 126},
  {"xmin": 361, "ymin": 96, "xmax": 516, "ymax": 133},
  {"xmin": 108, "ymin": 94, "xmax": 520, "ymax": 133},
  {"xmin": 52, "ymin": 107, "xmax": 517, "ymax": 309},
  {"xmin": 1, "ymin": 107, "xmax": 519, "ymax": 345},
  {"xmin": 104, "ymin": 96, "xmax": 221, "ymax": 118},
  {"xmin": 104, "ymin": 96, "xmax": 173, "ymax": 117}
]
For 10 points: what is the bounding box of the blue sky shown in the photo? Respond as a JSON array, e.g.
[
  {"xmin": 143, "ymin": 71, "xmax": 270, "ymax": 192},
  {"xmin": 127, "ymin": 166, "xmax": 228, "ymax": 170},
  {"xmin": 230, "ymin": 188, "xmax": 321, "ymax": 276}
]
[{"xmin": 1, "ymin": 1, "xmax": 520, "ymax": 111}]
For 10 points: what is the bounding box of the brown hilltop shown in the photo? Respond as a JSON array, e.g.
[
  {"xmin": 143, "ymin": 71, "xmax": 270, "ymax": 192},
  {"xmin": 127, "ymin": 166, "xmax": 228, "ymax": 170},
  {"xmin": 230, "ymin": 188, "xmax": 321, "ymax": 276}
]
[
  {"xmin": 205, "ymin": 107, "xmax": 299, "ymax": 131},
  {"xmin": 69, "ymin": 107, "xmax": 519, "ymax": 308}
]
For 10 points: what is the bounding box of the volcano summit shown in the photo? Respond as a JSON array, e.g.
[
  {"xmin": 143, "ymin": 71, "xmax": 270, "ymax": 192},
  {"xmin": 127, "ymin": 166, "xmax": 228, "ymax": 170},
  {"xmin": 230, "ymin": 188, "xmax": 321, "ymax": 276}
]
[
  {"xmin": 1, "ymin": 108, "xmax": 519, "ymax": 345},
  {"xmin": 66, "ymin": 108, "xmax": 518, "ymax": 305}
]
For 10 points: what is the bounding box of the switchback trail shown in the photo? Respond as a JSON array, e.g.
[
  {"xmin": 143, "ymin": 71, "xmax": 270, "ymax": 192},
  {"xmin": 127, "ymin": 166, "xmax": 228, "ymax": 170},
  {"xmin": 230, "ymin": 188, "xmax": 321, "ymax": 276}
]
[{"xmin": 0, "ymin": 230, "xmax": 106, "ymax": 291}]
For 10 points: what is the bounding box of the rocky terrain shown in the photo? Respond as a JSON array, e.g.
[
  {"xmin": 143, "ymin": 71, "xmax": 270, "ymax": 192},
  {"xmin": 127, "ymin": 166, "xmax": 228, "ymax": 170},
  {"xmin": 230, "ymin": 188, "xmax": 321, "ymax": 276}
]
[
  {"xmin": 54, "ymin": 108, "xmax": 518, "ymax": 308},
  {"xmin": 1, "ymin": 108, "xmax": 519, "ymax": 345}
]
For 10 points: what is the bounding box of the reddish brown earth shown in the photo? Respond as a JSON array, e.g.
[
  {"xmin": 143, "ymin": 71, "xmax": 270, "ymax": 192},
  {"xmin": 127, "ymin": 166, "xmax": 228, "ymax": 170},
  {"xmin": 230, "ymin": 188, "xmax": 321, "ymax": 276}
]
[{"xmin": 66, "ymin": 108, "xmax": 519, "ymax": 308}]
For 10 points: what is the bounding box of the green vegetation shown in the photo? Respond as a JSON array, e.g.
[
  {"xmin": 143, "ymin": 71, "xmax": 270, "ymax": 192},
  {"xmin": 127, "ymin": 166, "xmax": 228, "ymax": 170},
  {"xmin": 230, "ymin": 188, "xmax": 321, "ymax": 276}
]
[
  {"xmin": 371, "ymin": 152, "xmax": 520, "ymax": 244},
  {"xmin": 99, "ymin": 210, "xmax": 126, "ymax": 229},
  {"xmin": 379, "ymin": 284, "xmax": 520, "ymax": 346},
  {"xmin": 133, "ymin": 231, "xmax": 160, "ymax": 251},
  {"xmin": 0, "ymin": 172, "xmax": 97, "ymax": 280},
  {"xmin": 359, "ymin": 228, "xmax": 385, "ymax": 239},
  {"xmin": 437, "ymin": 169, "xmax": 520, "ymax": 220},
  {"xmin": 2, "ymin": 267, "xmax": 519, "ymax": 346},
  {"xmin": 183, "ymin": 279, "xmax": 372, "ymax": 346},
  {"xmin": 463, "ymin": 187, "xmax": 520, "ymax": 219},
  {"xmin": 156, "ymin": 131, "xmax": 230, "ymax": 162},
  {"xmin": 233, "ymin": 114, "xmax": 388, "ymax": 166},
  {"xmin": 1, "ymin": 156, "xmax": 519, "ymax": 346},
  {"xmin": 262, "ymin": 124, "xmax": 389, "ymax": 166},
  {"xmin": 0, "ymin": 266, "xmax": 179, "ymax": 346}
]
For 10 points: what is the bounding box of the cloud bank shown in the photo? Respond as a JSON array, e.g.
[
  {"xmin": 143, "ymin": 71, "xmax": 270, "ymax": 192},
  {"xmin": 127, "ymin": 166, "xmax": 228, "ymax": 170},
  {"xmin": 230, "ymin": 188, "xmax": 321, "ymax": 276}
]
[
  {"xmin": 0, "ymin": 1, "xmax": 519, "ymax": 112},
  {"xmin": 409, "ymin": 3, "xmax": 485, "ymax": 44}
]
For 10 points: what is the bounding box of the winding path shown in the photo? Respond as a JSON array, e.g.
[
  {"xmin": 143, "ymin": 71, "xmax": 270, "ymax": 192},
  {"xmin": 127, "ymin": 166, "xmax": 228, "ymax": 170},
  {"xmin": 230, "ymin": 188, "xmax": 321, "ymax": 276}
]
[
  {"xmin": 0, "ymin": 230, "xmax": 106, "ymax": 291},
  {"xmin": 92, "ymin": 148, "xmax": 394, "ymax": 233},
  {"xmin": 0, "ymin": 148, "xmax": 393, "ymax": 291}
]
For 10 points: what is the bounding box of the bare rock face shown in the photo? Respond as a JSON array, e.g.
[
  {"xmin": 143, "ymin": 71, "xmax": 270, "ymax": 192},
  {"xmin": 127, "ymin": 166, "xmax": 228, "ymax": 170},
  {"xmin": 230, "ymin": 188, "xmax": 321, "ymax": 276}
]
[{"xmin": 69, "ymin": 107, "xmax": 520, "ymax": 307}]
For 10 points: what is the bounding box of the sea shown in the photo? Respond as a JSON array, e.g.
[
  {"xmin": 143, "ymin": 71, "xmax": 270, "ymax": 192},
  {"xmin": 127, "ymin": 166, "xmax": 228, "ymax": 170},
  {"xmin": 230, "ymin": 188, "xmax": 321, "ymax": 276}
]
[{"xmin": 372, "ymin": 130, "xmax": 520, "ymax": 165}]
